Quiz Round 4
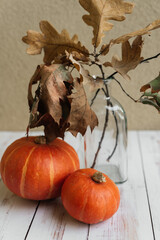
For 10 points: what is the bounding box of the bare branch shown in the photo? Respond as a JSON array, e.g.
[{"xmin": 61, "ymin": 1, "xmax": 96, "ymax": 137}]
[
  {"xmin": 91, "ymin": 86, "xmax": 109, "ymax": 168},
  {"xmin": 113, "ymin": 77, "xmax": 138, "ymax": 102},
  {"xmin": 140, "ymin": 52, "xmax": 160, "ymax": 64},
  {"xmin": 106, "ymin": 101, "xmax": 119, "ymax": 162},
  {"xmin": 90, "ymin": 88, "xmax": 101, "ymax": 107}
]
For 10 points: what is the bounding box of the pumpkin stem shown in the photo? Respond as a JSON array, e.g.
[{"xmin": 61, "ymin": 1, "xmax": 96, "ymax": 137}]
[
  {"xmin": 34, "ymin": 136, "xmax": 47, "ymax": 144},
  {"xmin": 91, "ymin": 172, "xmax": 106, "ymax": 183}
]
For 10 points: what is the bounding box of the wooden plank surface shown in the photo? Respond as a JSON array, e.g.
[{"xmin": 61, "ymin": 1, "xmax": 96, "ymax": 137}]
[
  {"xmin": 138, "ymin": 131, "xmax": 160, "ymax": 240},
  {"xmin": 0, "ymin": 182, "xmax": 38, "ymax": 240},
  {"xmin": 26, "ymin": 198, "xmax": 89, "ymax": 240},
  {"xmin": 88, "ymin": 132, "xmax": 154, "ymax": 240},
  {"xmin": 0, "ymin": 131, "xmax": 159, "ymax": 240}
]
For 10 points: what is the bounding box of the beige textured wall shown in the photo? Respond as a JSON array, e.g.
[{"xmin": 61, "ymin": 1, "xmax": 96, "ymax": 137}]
[{"xmin": 0, "ymin": 0, "xmax": 160, "ymax": 131}]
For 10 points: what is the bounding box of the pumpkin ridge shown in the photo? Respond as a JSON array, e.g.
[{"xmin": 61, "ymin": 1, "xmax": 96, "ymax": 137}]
[
  {"xmin": 101, "ymin": 190, "xmax": 110, "ymax": 221},
  {"xmin": 79, "ymin": 194, "xmax": 89, "ymax": 221},
  {"xmin": 53, "ymin": 140, "xmax": 79, "ymax": 168},
  {"xmin": 2, "ymin": 141, "xmax": 28, "ymax": 184},
  {"xmin": 54, "ymin": 144, "xmax": 77, "ymax": 170},
  {"xmin": 105, "ymin": 184, "xmax": 120, "ymax": 217},
  {"xmin": 63, "ymin": 148, "xmax": 76, "ymax": 170},
  {"xmin": 20, "ymin": 146, "xmax": 37, "ymax": 198},
  {"xmin": 63, "ymin": 144, "xmax": 79, "ymax": 161},
  {"xmin": 46, "ymin": 147, "xmax": 56, "ymax": 199}
]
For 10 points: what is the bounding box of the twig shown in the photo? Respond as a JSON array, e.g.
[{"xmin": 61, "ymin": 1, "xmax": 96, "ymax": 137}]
[
  {"xmin": 89, "ymin": 64, "xmax": 105, "ymax": 107},
  {"xmin": 98, "ymin": 65, "xmax": 105, "ymax": 79},
  {"xmin": 90, "ymin": 88, "xmax": 101, "ymax": 107},
  {"xmin": 140, "ymin": 53, "xmax": 160, "ymax": 64},
  {"xmin": 70, "ymin": 66, "xmax": 75, "ymax": 73},
  {"xmin": 93, "ymin": 44, "xmax": 97, "ymax": 57},
  {"xmin": 107, "ymin": 71, "xmax": 117, "ymax": 79},
  {"xmin": 106, "ymin": 101, "xmax": 119, "ymax": 162},
  {"xmin": 113, "ymin": 77, "xmax": 138, "ymax": 102},
  {"xmin": 91, "ymin": 87, "xmax": 109, "ymax": 168}
]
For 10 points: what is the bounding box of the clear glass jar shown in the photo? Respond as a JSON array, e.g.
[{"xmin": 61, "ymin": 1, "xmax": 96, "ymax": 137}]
[{"xmin": 84, "ymin": 87, "xmax": 128, "ymax": 183}]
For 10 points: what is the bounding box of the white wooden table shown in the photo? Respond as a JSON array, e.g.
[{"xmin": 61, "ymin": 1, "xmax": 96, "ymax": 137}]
[{"xmin": 0, "ymin": 131, "xmax": 160, "ymax": 240}]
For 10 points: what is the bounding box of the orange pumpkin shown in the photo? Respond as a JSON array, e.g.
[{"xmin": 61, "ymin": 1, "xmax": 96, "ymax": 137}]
[
  {"xmin": 0, "ymin": 136, "xmax": 79, "ymax": 200},
  {"xmin": 61, "ymin": 168, "xmax": 120, "ymax": 224}
]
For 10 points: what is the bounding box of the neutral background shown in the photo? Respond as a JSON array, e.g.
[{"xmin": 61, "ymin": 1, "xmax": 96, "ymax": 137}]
[{"xmin": 0, "ymin": 0, "xmax": 160, "ymax": 131}]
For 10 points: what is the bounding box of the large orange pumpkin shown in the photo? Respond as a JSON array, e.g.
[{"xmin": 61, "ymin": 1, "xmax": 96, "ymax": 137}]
[
  {"xmin": 61, "ymin": 168, "xmax": 120, "ymax": 224},
  {"xmin": 0, "ymin": 136, "xmax": 79, "ymax": 200}
]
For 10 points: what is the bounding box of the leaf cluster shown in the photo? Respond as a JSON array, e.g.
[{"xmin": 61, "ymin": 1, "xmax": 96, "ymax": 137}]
[{"xmin": 22, "ymin": 0, "xmax": 160, "ymax": 141}]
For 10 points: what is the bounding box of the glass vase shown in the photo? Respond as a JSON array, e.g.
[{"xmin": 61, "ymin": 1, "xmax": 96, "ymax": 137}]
[{"xmin": 84, "ymin": 86, "xmax": 128, "ymax": 183}]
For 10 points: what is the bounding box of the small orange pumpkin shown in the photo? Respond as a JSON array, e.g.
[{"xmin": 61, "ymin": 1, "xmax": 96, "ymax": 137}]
[
  {"xmin": 0, "ymin": 136, "xmax": 79, "ymax": 200},
  {"xmin": 61, "ymin": 168, "xmax": 120, "ymax": 224}
]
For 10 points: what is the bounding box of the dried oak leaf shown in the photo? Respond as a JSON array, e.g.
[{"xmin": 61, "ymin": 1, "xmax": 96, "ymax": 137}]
[
  {"xmin": 28, "ymin": 64, "xmax": 98, "ymax": 142},
  {"xmin": 68, "ymin": 51, "xmax": 90, "ymax": 63},
  {"xmin": 54, "ymin": 51, "xmax": 90, "ymax": 65},
  {"xmin": 22, "ymin": 21, "xmax": 89, "ymax": 64},
  {"xmin": 67, "ymin": 52, "xmax": 103, "ymax": 91},
  {"xmin": 31, "ymin": 113, "xmax": 70, "ymax": 143},
  {"xmin": 79, "ymin": 0, "xmax": 134, "ymax": 48},
  {"xmin": 28, "ymin": 64, "xmax": 73, "ymax": 129},
  {"xmin": 104, "ymin": 36, "xmax": 144, "ymax": 80},
  {"xmin": 101, "ymin": 19, "xmax": 160, "ymax": 55},
  {"xmin": 67, "ymin": 78, "xmax": 98, "ymax": 136}
]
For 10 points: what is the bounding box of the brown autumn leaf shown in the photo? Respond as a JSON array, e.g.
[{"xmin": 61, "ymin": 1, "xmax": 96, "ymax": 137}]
[
  {"xmin": 53, "ymin": 51, "xmax": 90, "ymax": 65},
  {"xmin": 67, "ymin": 52, "xmax": 92, "ymax": 82},
  {"xmin": 29, "ymin": 113, "xmax": 70, "ymax": 143},
  {"xmin": 101, "ymin": 19, "xmax": 160, "ymax": 55},
  {"xmin": 68, "ymin": 51, "xmax": 90, "ymax": 63},
  {"xmin": 67, "ymin": 78, "xmax": 98, "ymax": 136},
  {"xmin": 104, "ymin": 36, "xmax": 144, "ymax": 80},
  {"xmin": 79, "ymin": 0, "xmax": 134, "ymax": 48},
  {"xmin": 22, "ymin": 21, "xmax": 89, "ymax": 64},
  {"xmin": 28, "ymin": 64, "xmax": 43, "ymax": 109},
  {"xmin": 27, "ymin": 64, "xmax": 98, "ymax": 142},
  {"xmin": 67, "ymin": 52, "xmax": 104, "ymax": 90},
  {"xmin": 28, "ymin": 64, "xmax": 73, "ymax": 129}
]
